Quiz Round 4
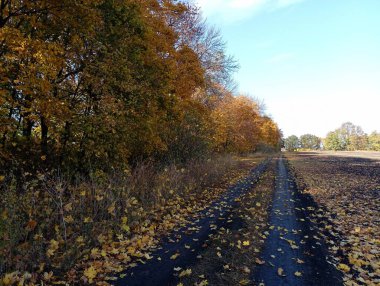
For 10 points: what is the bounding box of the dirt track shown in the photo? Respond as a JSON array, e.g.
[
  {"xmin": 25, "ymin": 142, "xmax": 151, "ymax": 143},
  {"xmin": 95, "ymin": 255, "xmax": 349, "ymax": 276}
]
[
  {"xmin": 253, "ymin": 157, "xmax": 342, "ymax": 285},
  {"xmin": 113, "ymin": 157, "xmax": 344, "ymax": 285},
  {"xmin": 113, "ymin": 160, "xmax": 270, "ymax": 286}
]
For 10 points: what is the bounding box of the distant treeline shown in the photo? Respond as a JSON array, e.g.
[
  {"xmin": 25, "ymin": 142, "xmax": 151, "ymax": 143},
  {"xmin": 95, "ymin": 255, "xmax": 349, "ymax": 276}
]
[
  {"xmin": 0, "ymin": 0, "xmax": 282, "ymax": 174},
  {"xmin": 284, "ymin": 122, "xmax": 380, "ymax": 151}
]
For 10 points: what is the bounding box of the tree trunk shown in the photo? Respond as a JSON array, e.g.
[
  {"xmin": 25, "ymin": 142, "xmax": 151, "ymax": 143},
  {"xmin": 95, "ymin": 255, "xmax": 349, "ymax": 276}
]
[{"xmin": 41, "ymin": 115, "xmax": 48, "ymax": 156}]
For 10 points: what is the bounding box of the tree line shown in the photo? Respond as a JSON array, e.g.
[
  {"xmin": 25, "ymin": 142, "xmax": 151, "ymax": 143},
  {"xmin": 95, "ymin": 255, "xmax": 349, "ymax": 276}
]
[
  {"xmin": 0, "ymin": 0, "xmax": 282, "ymax": 175},
  {"xmin": 284, "ymin": 122, "xmax": 380, "ymax": 151}
]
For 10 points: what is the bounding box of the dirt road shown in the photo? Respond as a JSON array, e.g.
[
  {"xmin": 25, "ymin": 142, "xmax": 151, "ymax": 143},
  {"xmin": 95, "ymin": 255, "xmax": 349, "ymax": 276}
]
[
  {"xmin": 252, "ymin": 157, "xmax": 342, "ymax": 285},
  {"xmin": 113, "ymin": 157, "xmax": 343, "ymax": 285},
  {"xmin": 114, "ymin": 160, "xmax": 270, "ymax": 286}
]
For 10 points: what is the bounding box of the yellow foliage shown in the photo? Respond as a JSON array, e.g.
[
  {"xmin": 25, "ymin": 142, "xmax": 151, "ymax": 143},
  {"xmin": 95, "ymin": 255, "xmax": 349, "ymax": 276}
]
[
  {"xmin": 46, "ymin": 239, "xmax": 59, "ymax": 257},
  {"xmin": 83, "ymin": 265, "xmax": 97, "ymax": 283}
]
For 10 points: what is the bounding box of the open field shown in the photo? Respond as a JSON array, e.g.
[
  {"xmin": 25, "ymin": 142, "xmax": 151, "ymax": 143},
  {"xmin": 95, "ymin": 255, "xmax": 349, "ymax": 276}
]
[
  {"xmin": 286, "ymin": 151, "xmax": 380, "ymax": 286},
  {"xmin": 302, "ymin": 151, "xmax": 380, "ymax": 160}
]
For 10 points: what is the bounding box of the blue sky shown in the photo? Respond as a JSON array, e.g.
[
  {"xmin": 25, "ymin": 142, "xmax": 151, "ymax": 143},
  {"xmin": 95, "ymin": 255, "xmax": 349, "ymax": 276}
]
[{"xmin": 196, "ymin": 0, "xmax": 380, "ymax": 137}]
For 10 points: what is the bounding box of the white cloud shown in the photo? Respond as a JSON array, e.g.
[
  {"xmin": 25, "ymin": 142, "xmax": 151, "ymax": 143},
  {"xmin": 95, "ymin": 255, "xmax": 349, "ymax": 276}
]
[{"xmin": 196, "ymin": 0, "xmax": 305, "ymax": 23}]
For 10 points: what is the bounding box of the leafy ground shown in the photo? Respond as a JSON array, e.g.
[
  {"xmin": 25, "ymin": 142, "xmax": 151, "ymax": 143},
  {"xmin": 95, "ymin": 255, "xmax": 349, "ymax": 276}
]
[
  {"xmin": 253, "ymin": 157, "xmax": 342, "ymax": 286},
  {"xmin": 3, "ymin": 151, "xmax": 379, "ymax": 285},
  {"xmin": 0, "ymin": 154, "xmax": 268, "ymax": 285},
  {"xmin": 168, "ymin": 158, "xmax": 276, "ymax": 286},
  {"xmin": 286, "ymin": 151, "xmax": 380, "ymax": 286}
]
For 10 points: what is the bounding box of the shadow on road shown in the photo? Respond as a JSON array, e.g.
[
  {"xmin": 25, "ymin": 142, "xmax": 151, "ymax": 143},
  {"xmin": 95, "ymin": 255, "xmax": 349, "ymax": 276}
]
[{"xmin": 252, "ymin": 157, "xmax": 343, "ymax": 286}]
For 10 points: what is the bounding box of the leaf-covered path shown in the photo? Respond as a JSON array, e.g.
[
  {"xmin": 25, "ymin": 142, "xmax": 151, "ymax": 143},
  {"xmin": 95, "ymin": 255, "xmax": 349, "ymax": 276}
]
[
  {"xmin": 113, "ymin": 160, "xmax": 270, "ymax": 286},
  {"xmin": 252, "ymin": 157, "xmax": 342, "ymax": 285}
]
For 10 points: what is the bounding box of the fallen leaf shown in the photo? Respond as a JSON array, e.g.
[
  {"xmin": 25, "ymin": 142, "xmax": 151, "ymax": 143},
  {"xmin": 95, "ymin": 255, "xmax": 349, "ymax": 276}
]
[
  {"xmin": 239, "ymin": 279, "xmax": 250, "ymax": 285},
  {"xmin": 84, "ymin": 266, "xmax": 97, "ymax": 283},
  {"xmin": 337, "ymin": 263, "xmax": 350, "ymax": 273},
  {"xmin": 178, "ymin": 269, "xmax": 192, "ymax": 277},
  {"xmin": 277, "ymin": 267, "xmax": 285, "ymax": 277}
]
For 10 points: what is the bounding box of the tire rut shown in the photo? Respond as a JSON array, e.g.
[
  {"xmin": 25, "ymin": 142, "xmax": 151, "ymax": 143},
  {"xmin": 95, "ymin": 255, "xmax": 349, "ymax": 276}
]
[{"xmin": 252, "ymin": 156, "xmax": 343, "ymax": 285}]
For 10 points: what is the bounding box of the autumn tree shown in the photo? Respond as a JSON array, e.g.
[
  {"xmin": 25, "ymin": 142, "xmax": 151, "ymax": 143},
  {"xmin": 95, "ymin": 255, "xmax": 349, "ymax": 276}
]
[
  {"xmin": 299, "ymin": 134, "xmax": 321, "ymax": 150},
  {"xmin": 166, "ymin": 2, "xmax": 239, "ymax": 102},
  {"xmin": 259, "ymin": 116, "xmax": 282, "ymax": 151},
  {"xmin": 0, "ymin": 0, "xmax": 281, "ymax": 171},
  {"xmin": 368, "ymin": 131, "xmax": 380, "ymax": 151},
  {"xmin": 323, "ymin": 122, "xmax": 368, "ymax": 151},
  {"xmin": 0, "ymin": 1, "xmax": 211, "ymax": 168},
  {"xmin": 324, "ymin": 131, "xmax": 345, "ymax": 151},
  {"xmin": 284, "ymin": 135, "xmax": 299, "ymax": 151}
]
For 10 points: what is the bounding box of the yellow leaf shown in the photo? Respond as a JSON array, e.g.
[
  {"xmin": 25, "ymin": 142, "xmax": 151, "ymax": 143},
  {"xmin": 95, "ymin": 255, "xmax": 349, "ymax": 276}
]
[
  {"xmin": 337, "ymin": 263, "xmax": 350, "ymax": 273},
  {"xmin": 0, "ymin": 175, "xmax": 5, "ymax": 182},
  {"xmin": 2, "ymin": 272, "xmax": 16, "ymax": 285},
  {"xmin": 47, "ymin": 239, "xmax": 59, "ymax": 257},
  {"xmin": 121, "ymin": 216, "xmax": 130, "ymax": 232},
  {"xmin": 90, "ymin": 248, "xmax": 99, "ymax": 258},
  {"xmin": 43, "ymin": 271, "xmax": 53, "ymax": 281},
  {"xmin": 197, "ymin": 280, "xmax": 208, "ymax": 286},
  {"xmin": 178, "ymin": 269, "xmax": 192, "ymax": 277},
  {"xmin": 277, "ymin": 267, "xmax": 285, "ymax": 276},
  {"xmin": 243, "ymin": 240, "xmax": 250, "ymax": 246},
  {"xmin": 294, "ymin": 271, "xmax": 302, "ymax": 277},
  {"xmin": 108, "ymin": 203, "xmax": 115, "ymax": 215},
  {"xmin": 170, "ymin": 253, "xmax": 180, "ymax": 260},
  {"xmin": 76, "ymin": 236, "xmax": 84, "ymax": 244},
  {"xmin": 84, "ymin": 266, "xmax": 97, "ymax": 283},
  {"xmin": 64, "ymin": 215, "xmax": 74, "ymax": 223},
  {"xmin": 239, "ymin": 279, "xmax": 250, "ymax": 285},
  {"xmin": 64, "ymin": 203, "xmax": 73, "ymax": 212}
]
